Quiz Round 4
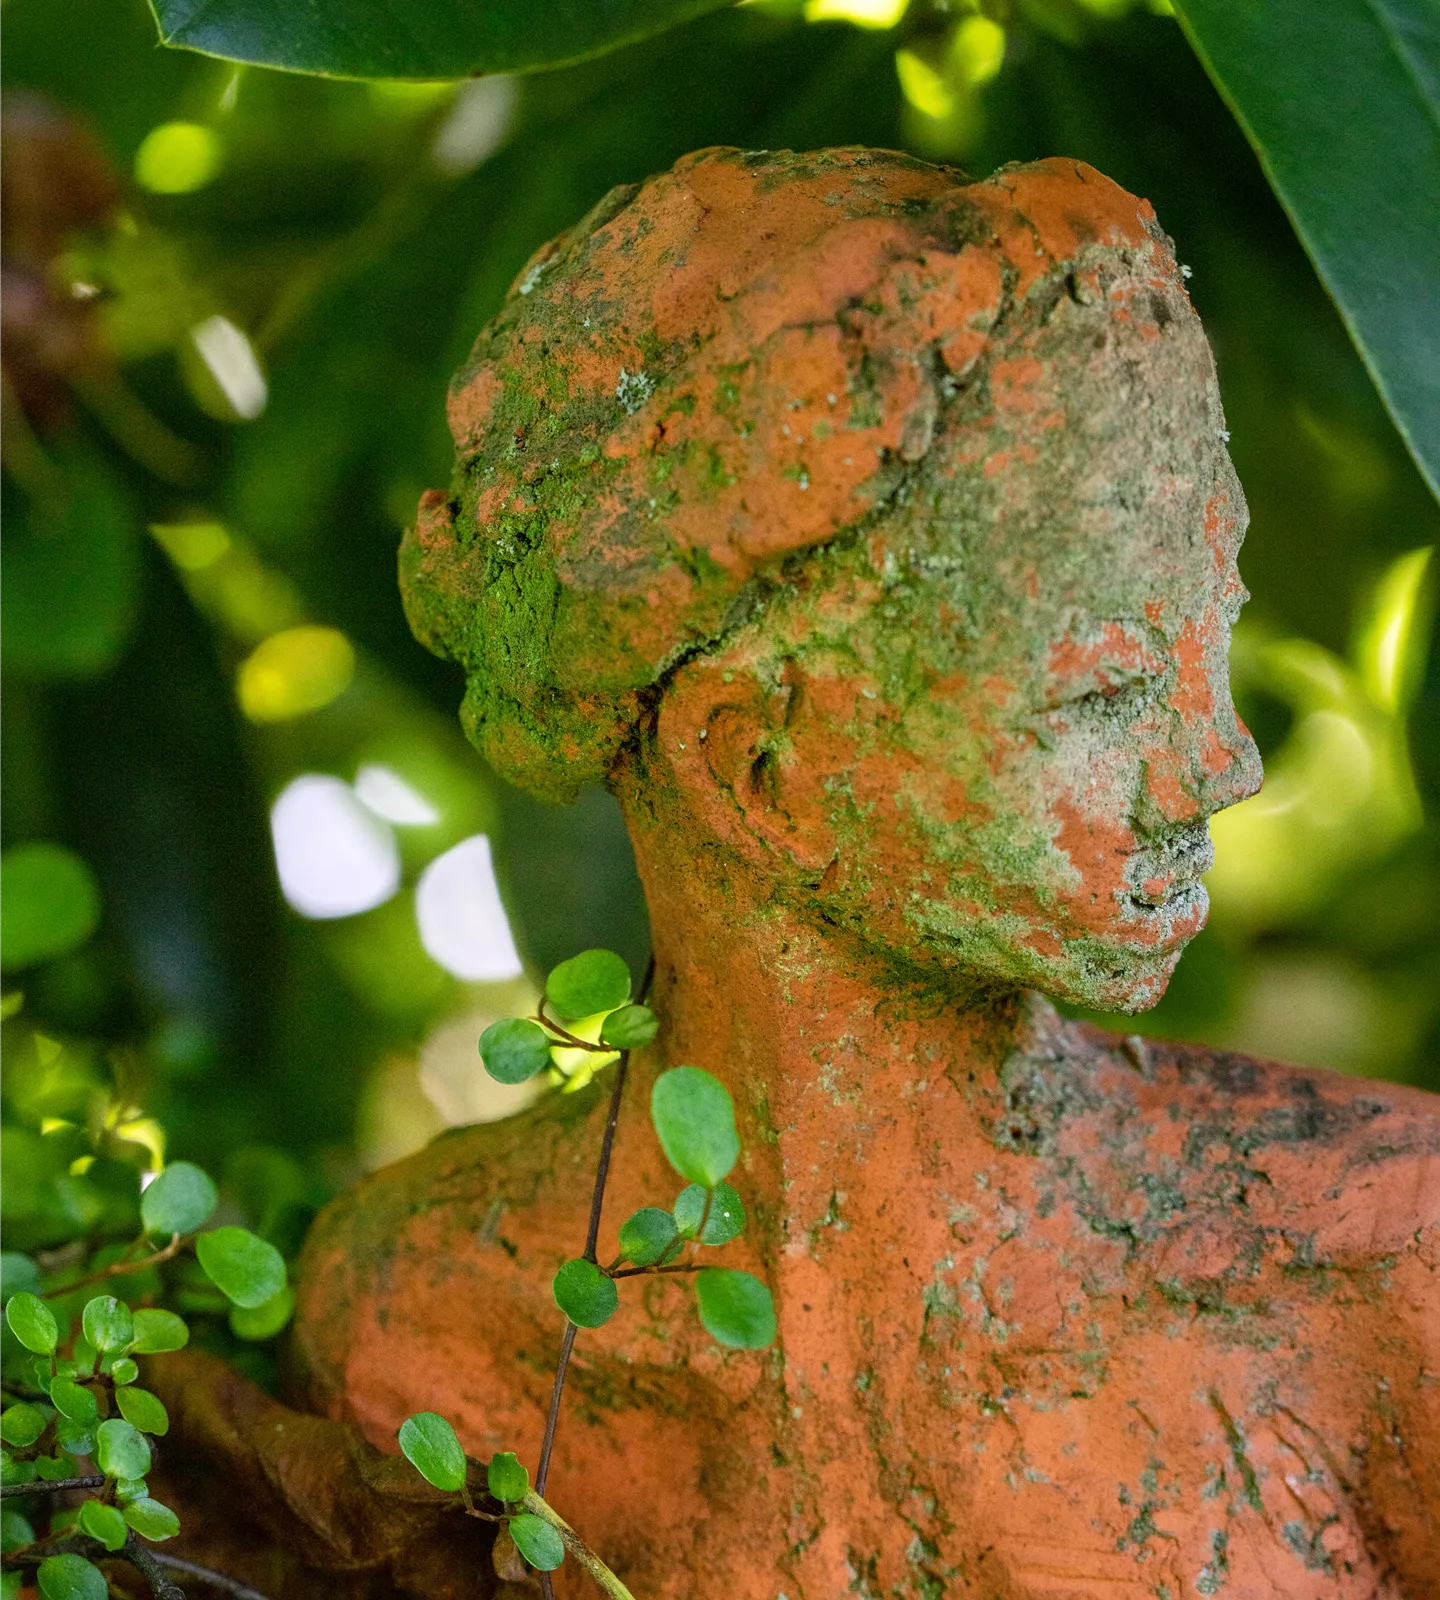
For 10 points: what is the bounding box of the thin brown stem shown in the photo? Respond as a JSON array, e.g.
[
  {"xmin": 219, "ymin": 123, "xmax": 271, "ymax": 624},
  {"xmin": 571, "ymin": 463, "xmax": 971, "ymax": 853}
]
[
  {"xmin": 0, "ymin": 1476, "xmax": 106, "ymax": 1499},
  {"xmin": 532, "ymin": 956, "xmax": 653, "ymax": 1505},
  {"xmin": 534, "ymin": 1006, "xmax": 613, "ymax": 1052},
  {"xmin": 123, "ymin": 1534, "xmax": 189, "ymax": 1599},
  {"xmin": 607, "ymin": 1261, "xmax": 702, "ymax": 1280},
  {"xmin": 42, "ymin": 1234, "xmax": 183, "ymax": 1299},
  {"xmin": 146, "ymin": 1550, "xmax": 272, "ymax": 1600},
  {"xmin": 534, "ymin": 1320, "xmax": 576, "ymax": 1499}
]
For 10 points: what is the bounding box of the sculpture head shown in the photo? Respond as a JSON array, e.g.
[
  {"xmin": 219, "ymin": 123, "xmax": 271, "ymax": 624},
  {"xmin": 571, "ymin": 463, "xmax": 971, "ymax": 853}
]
[{"xmin": 403, "ymin": 147, "xmax": 1261, "ymax": 1011}]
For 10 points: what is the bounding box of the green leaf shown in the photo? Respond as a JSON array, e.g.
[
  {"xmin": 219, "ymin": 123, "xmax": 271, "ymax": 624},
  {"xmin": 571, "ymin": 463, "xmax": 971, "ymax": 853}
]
[
  {"xmin": 0, "ymin": 1403, "xmax": 47, "ymax": 1447},
  {"xmin": 0, "ymin": 843, "xmax": 101, "ymax": 971},
  {"xmin": 115, "ymin": 1387, "xmax": 169, "ymax": 1437},
  {"xmin": 599, "ymin": 1003, "xmax": 659, "ymax": 1050},
  {"xmin": 55, "ymin": 1420, "xmax": 96, "ymax": 1460},
  {"xmin": 617, "ymin": 1207, "xmax": 678, "ymax": 1267},
  {"xmin": 673, "ymin": 1182, "xmax": 745, "ymax": 1245},
  {"xmin": 82, "ymin": 1294, "xmax": 134, "ymax": 1353},
  {"xmin": 398, "ymin": 1412, "xmax": 467, "ymax": 1492},
  {"xmin": 195, "ymin": 1227, "xmax": 286, "ymax": 1308},
  {"xmin": 479, "ymin": 1017, "xmax": 553, "ymax": 1085},
  {"xmin": 48, "ymin": 1377, "xmax": 99, "ymax": 1428},
  {"xmin": 5, "ymin": 1291, "xmax": 58, "ymax": 1354},
  {"xmin": 650, "ymin": 1067, "xmax": 739, "ymax": 1187},
  {"xmin": 546, "ymin": 949, "xmax": 630, "ymax": 1021},
  {"xmin": 695, "ymin": 1268, "xmax": 776, "ymax": 1350},
  {"xmin": 228, "ymin": 1284, "xmax": 295, "ymax": 1341},
  {"xmin": 508, "ymin": 1511, "xmax": 565, "ymax": 1572},
  {"xmin": 77, "ymin": 1498, "xmax": 128, "ymax": 1552},
  {"xmin": 111, "ymin": 1357, "xmax": 140, "ymax": 1387},
  {"xmin": 35, "ymin": 1454, "xmax": 74, "ymax": 1481},
  {"xmin": 72, "ymin": 1337, "xmax": 97, "ymax": 1380},
  {"xmin": 115, "ymin": 1478, "xmax": 149, "ymax": 1504},
  {"xmin": 486, "ymin": 1450, "xmax": 529, "ymax": 1503},
  {"xmin": 129, "ymin": 1308, "xmax": 189, "ymax": 1354},
  {"xmin": 123, "ymin": 1496, "xmax": 180, "ymax": 1541},
  {"xmin": 551, "ymin": 1258, "xmax": 618, "ymax": 1328},
  {"xmin": 96, "ymin": 1417, "xmax": 152, "ymax": 1480},
  {"xmin": 1, "ymin": 1451, "xmax": 37, "ymax": 1487},
  {"xmin": 1173, "ymin": 0, "xmax": 1440, "ymax": 500},
  {"xmin": 146, "ymin": 0, "xmax": 731, "ymax": 81},
  {"xmin": 1, "ymin": 444, "xmax": 140, "ymax": 682},
  {"xmin": 1, "ymin": 1508, "xmax": 35, "ymax": 1555},
  {"xmin": 0, "ymin": 1253, "xmax": 40, "ymax": 1299},
  {"xmin": 36, "ymin": 1553, "xmax": 108, "ymax": 1600},
  {"xmin": 140, "ymin": 1161, "xmax": 217, "ymax": 1237}
]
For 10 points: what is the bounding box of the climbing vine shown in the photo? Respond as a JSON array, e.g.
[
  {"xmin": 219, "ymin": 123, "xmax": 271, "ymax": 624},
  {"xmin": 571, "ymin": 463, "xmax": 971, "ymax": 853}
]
[{"xmin": 396, "ymin": 948, "xmax": 775, "ymax": 1594}]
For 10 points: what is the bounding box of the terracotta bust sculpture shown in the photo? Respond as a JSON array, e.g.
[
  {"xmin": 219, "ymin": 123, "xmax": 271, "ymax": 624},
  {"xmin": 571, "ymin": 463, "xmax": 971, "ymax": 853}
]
[{"xmin": 273, "ymin": 149, "xmax": 1438, "ymax": 1598}]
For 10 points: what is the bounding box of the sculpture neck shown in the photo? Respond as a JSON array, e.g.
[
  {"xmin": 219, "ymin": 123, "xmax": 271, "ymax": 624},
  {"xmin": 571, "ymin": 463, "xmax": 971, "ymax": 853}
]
[{"xmin": 626, "ymin": 807, "xmax": 1052, "ymax": 1177}]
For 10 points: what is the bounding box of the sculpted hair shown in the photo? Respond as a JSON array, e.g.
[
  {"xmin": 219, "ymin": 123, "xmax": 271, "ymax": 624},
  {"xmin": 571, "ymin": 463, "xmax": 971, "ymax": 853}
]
[{"xmin": 401, "ymin": 145, "xmax": 1183, "ymax": 801}]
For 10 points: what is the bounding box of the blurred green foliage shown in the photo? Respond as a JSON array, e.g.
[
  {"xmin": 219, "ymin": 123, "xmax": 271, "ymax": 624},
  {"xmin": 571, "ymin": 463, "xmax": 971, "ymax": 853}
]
[{"xmin": 2, "ymin": 0, "xmax": 1437, "ymax": 1275}]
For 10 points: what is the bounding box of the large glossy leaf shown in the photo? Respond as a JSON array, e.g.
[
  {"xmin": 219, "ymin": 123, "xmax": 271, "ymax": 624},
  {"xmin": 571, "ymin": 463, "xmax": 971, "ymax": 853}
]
[
  {"xmin": 146, "ymin": 0, "xmax": 733, "ymax": 80},
  {"xmin": 1174, "ymin": 0, "xmax": 1440, "ymax": 500}
]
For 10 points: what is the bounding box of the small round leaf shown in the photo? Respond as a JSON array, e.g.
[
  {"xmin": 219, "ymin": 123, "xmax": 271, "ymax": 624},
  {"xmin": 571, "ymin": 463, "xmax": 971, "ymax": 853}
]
[
  {"xmin": 115, "ymin": 1476, "xmax": 149, "ymax": 1504},
  {"xmin": 123, "ymin": 1496, "xmax": 180, "ymax": 1541},
  {"xmin": 55, "ymin": 1421, "xmax": 96, "ymax": 1459},
  {"xmin": 2, "ymin": 1506, "xmax": 36, "ymax": 1553},
  {"xmin": 5, "ymin": 1291, "xmax": 58, "ymax": 1354},
  {"xmin": 37, "ymin": 1553, "xmax": 108, "ymax": 1600},
  {"xmin": 398, "ymin": 1412, "xmax": 467, "ymax": 1492},
  {"xmin": 82, "ymin": 1294, "xmax": 134, "ymax": 1354},
  {"xmin": 599, "ymin": 1003, "xmax": 659, "ymax": 1051},
  {"xmin": 617, "ymin": 1207, "xmax": 677, "ymax": 1267},
  {"xmin": 0, "ymin": 1253, "xmax": 40, "ymax": 1299},
  {"xmin": 695, "ymin": 1268, "xmax": 776, "ymax": 1350},
  {"xmin": 0, "ymin": 843, "xmax": 100, "ymax": 971},
  {"xmin": 545, "ymin": 949, "xmax": 630, "ymax": 1021},
  {"xmin": 479, "ymin": 1017, "xmax": 553, "ymax": 1085},
  {"xmin": 508, "ymin": 1512, "xmax": 565, "ymax": 1572},
  {"xmin": 129, "ymin": 1308, "xmax": 189, "ymax": 1354},
  {"xmin": 673, "ymin": 1182, "xmax": 746, "ymax": 1245},
  {"xmin": 551, "ymin": 1258, "xmax": 618, "ymax": 1328},
  {"xmin": 229, "ymin": 1284, "xmax": 295, "ymax": 1341},
  {"xmin": 96, "ymin": 1417, "xmax": 152, "ymax": 1480},
  {"xmin": 77, "ymin": 1498, "xmax": 127, "ymax": 1552},
  {"xmin": 651, "ymin": 1067, "xmax": 739, "ymax": 1187},
  {"xmin": 48, "ymin": 1377, "xmax": 99, "ymax": 1427},
  {"xmin": 111, "ymin": 1357, "xmax": 139, "ymax": 1386},
  {"xmin": 115, "ymin": 1386, "xmax": 169, "ymax": 1437},
  {"xmin": 140, "ymin": 1161, "xmax": 217, "ymax": 1238},
  {"xmin": 195, "ymin": 1227, "xmax": 286, "ymax": 1308},
  {"xmin": 0, "ymin": 1403, "xmax": 47, "ymax": 1447},
  {"xmin": 486, "ymin": 1450, "xmax": 529, "ymax": 1503}
]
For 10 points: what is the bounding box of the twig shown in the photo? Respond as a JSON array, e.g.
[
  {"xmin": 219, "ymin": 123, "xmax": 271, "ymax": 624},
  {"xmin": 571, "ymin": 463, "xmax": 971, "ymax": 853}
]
[
  {"xmin": 522, "ymin": 1492, "xmax": 637, "ymax": 1600},
  {"xmin": 534, "ymin": 1321, "xmax": 577, "ymax": 1499},
  {"xmin": 1, "ymin": 1476, "xmax": 106, "ymax": 1499},
  {"xmin": 123, "ymin": 1534, "xmax": 189, "ymax": 1600},
  {"xmin": 534, "ymin": 1004, "xmax": 614, "ymax": 1052},
  {"xmin": 607, "ymin": 1262, "xmax": 702, "ymax": 1280},
  {"xmin": 147, "ymin": 1550, "xmax": 272, "ymax": 1600},
  {"xmin": 41, "ymin": 1234, "xmax": 183, "ymax": 1299}
]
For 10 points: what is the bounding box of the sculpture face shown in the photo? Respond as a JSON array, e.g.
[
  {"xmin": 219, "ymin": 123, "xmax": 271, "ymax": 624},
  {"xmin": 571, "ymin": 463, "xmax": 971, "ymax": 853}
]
[{"xmin": 677, "ymin": 282, "xmax": 1262, "ymax": 1011}]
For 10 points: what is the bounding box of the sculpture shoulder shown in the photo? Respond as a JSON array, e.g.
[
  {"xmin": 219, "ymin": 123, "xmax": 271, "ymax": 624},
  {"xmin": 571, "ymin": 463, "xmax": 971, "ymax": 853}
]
[{"xmin": 994, "ymin": 1019, "xmax": 1440, "ymax": 1271}]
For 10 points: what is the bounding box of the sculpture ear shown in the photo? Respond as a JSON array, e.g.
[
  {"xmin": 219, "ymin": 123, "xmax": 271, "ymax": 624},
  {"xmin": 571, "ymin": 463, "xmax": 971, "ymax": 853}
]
[{"xmin": 658, "ymin": 662, "xmax": 837, "ymax": 879}]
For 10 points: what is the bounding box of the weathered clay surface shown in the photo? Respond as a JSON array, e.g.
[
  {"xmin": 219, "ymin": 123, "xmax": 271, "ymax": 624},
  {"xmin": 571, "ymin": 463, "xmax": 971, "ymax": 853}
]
[{"xmin": 279, "ymin": 149, "xmax": 1440, "ymax": 1598}]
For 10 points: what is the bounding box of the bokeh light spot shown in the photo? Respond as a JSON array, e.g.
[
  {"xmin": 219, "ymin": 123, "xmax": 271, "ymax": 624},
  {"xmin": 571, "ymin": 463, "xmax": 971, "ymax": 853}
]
[
  {"xmin": 150, "ymin": 521, "xmax": 231, "ymax": 572},
  {"xmin": 895, "ymin": 50, "xmax": 955, "ymax": 120},
  {"xmin": 952, "ymin": 16, "xmax": 1006, "ymax": 87},
  {"xmin": 134, "ymin": 122, "xmax": 222, "ymax": 194},
  {"xmin": 415, "ymin": 835, "xmax": 523, "ymax": 981},
  {"xmin": 270, "ymin": 775, "xmax": 400, "ymax": 920},
  {"xmin": 238, "ymin": 627, "xmax": 355, "ymax": 723},
  {"xmin": 354, "ymin": 764, "xmax": 440, "ymax": 826},
  {"xmin": 804, "ymin": 0, "xmax": 908, "ymax": 28},
  {"xmin": 190, "ymin": 315, "xmax": 268, "ymax": 420}
]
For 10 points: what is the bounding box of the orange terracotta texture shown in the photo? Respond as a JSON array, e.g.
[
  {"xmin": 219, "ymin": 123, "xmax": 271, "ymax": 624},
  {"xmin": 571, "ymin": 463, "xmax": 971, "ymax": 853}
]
[{"xmin": 285, "ymin": 150, "xmax": 1440, "ymax": 1597}]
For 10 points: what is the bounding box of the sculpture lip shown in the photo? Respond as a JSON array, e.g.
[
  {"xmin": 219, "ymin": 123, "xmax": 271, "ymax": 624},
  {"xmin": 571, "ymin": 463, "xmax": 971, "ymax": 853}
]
[{"xmin": 1124, "ymin": 830, "xmax": 1215, "ymax": 911}]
